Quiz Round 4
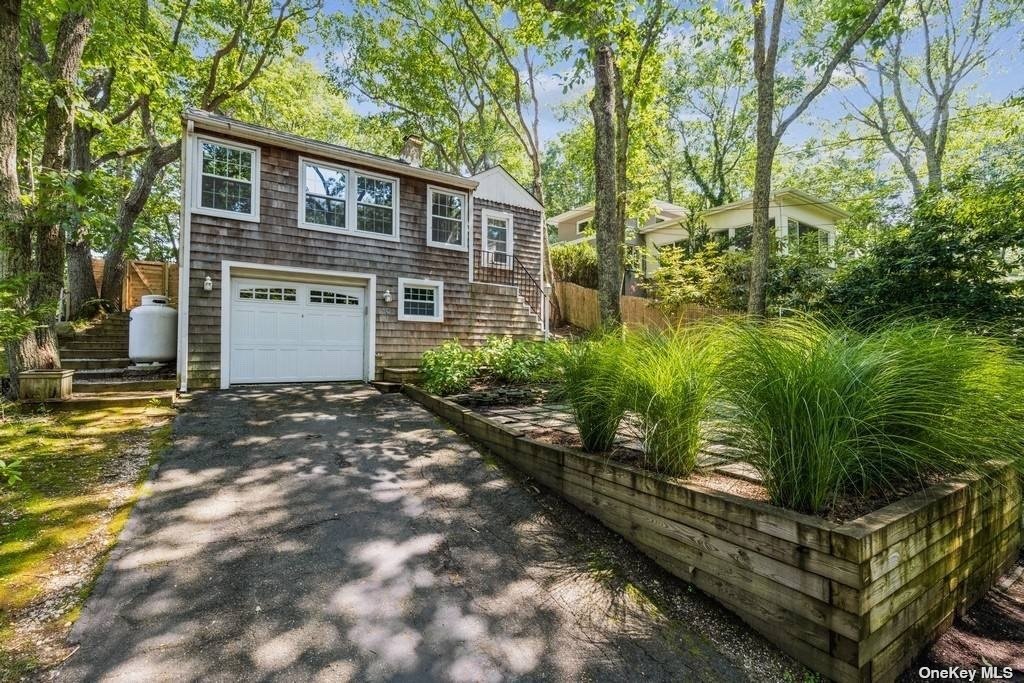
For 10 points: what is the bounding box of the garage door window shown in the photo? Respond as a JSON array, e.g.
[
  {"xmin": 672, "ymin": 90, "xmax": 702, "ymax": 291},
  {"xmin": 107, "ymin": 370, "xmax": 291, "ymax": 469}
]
[
  {"xmin": 310, "ymin": 289, "xmax": 360, "ymax": 305},
  {"xmin": 397, "ymin": 278, "xmax": 444, "ymax": 322},
  {"xmin": 238, "ymin": 286, "xmax": 297, "ymax": 302}
]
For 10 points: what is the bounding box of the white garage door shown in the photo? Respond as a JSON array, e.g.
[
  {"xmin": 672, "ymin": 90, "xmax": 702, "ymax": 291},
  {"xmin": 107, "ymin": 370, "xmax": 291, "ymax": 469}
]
[{"xmin": 229, "ymin": 278, "xmax": 365, "ymax": 384}]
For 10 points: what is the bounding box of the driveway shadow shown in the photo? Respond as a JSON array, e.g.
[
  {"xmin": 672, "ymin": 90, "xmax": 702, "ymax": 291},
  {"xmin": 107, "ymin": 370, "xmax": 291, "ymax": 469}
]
[{"xmin": 57, "ymin": 384, "xmax": 786, "ymax": 682}]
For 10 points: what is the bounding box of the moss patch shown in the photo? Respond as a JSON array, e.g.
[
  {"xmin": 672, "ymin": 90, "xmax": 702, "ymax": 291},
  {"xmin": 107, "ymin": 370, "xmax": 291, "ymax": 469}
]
[{"xmin": 0, "ymin": 404, "xmax": 173, "ymax": 681}]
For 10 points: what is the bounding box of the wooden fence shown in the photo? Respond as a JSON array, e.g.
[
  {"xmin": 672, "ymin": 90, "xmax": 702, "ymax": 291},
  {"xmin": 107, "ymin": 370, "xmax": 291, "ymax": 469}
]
[
  {"xmin": 91, "ymin": 259, "xmax": 179, "ymax": 311},
  {"xmin": 554, "ymin": 281, "xmax": 728, "ymax": 330}
]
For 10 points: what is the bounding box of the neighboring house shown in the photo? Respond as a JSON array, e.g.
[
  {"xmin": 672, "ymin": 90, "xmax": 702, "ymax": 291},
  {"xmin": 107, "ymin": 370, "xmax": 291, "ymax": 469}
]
[
  {"xmin": 548, "ymin": 200, "xmax": 688, "ymax": 244},
  {"xmin": 549, "ymin": 189, "xmax": 849, "ymax": 278},
  {"xmin": 176, "ymin": 110, "xmax": 545, "ymax": 390}
]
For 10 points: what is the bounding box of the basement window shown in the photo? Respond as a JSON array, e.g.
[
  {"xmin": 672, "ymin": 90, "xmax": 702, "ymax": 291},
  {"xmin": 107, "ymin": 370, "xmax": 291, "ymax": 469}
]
[{"xmin": 397, "ymin": 278, "xmax": 444, "ymax": 322}]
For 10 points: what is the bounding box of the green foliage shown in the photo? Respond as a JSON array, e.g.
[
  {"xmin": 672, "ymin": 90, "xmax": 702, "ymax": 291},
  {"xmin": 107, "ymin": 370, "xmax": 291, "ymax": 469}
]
[
  {"xmin": 619, "ymin": 328, "xmax": 719, "ymax": 477},
  {"xmin": 561, "ymin": 330, "xmax": 628, "ymax": 452},
  {"xmin": 824, "ymin": 171, "xmax": 1024, "ymax": 334},
  {"xmin": 479, "ymin": 336, "xmax": 566, "ymax": 384},
  {"xmin": 420, "ymin": 337, "xmax": 565, "ymax": 395},
  {"xmin": 0, "ymin": 458, "xmax": 23, "ymax": 488},
  {"xmin": 0, "ymin": 278, "xmax": 56, "ymax": 344},
  {"xmin": 550, "ymin": 241, "xmax": 599, "ymax": 288},
  {"xmin": 717, "ymin": 316, "xmax": 1024, "ymax": 514},
  {"xmin": 419, "ymin": 340, "xmax": 478, "ymax": 395},
  {"xmin": 644, "ymin": 242, "xmax": 748, "ymax": 311}
]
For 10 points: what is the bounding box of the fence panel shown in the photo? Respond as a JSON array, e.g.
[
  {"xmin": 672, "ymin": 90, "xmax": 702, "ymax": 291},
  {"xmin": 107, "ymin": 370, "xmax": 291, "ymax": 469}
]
[
  {"xmin": 555, "ymin": 281, "xmax": 728, "ymax": 331},
  {"xmin": 92, "ymin": 259, "xmax": 179, "ymax": 311}
]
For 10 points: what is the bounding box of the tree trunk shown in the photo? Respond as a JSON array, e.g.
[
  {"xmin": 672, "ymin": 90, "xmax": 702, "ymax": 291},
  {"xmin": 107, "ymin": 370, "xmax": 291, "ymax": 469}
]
[
  {"xmin": 101, "ymin": 142, "xmax": 179, "ymax": 310},
  {"xmin": 67, "ymin": 240, "xmax": 99, "ymax": 317},
  {"xmin": 0, "ymin": 0, "xmax": 23, "ymax": 281},
  {"xmin": 590, "ymin": 40, "xmax": 621, "ymax": 325}
]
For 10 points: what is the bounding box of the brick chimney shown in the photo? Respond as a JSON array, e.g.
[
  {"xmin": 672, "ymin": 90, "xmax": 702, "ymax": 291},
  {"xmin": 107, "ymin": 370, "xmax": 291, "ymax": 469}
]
[{"xmin": 399, "ymin": 134, "xmax": 423, "ymax": 167}]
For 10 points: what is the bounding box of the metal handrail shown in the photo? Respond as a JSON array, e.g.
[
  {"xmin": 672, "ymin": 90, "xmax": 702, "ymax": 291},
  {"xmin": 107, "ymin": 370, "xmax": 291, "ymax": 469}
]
[{"xmin": 473, "ymin": 248, "xmax": 544, "ymax": 318}]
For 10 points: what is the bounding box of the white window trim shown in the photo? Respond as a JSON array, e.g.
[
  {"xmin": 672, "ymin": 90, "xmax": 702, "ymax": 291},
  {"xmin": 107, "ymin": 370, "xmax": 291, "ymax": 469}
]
[
  {"xmin": 191, "ymin": 134, "xmax": 261, "ymax": 222},
  {"xmin": 426, "ymin": 185, "xmax": 469, "ymax": 252},
  {"xmin": 481, "ymin": 208, "xmax": 514, "ymax": 269},
  {"xmin": 397, "ymin": 277, "xmax": 444, "ymax": 322},
  {"xmin": 298, "ymin": 156, "xmax": 401, "ymax": 243},
  {"xmin": 576, "ymin": 217, "xmax": 592, "ymax": 235}
]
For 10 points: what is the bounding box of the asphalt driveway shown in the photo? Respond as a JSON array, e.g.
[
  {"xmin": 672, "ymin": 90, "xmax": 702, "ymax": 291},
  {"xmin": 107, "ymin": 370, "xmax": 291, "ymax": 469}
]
[{"xmin": 59, "ymin": 385, "xmax": 786, "ymax": 682}]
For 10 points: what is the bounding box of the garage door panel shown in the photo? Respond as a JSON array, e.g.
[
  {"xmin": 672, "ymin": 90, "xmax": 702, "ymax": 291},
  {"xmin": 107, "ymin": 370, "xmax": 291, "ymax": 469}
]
[{"xmin": 229, "ymin": 278, "xmax": 366, "ymax": 385}]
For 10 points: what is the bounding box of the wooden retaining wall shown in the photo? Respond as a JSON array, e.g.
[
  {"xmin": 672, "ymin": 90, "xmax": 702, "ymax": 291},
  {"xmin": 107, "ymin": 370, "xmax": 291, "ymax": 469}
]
[
  {"xmin": 404, "ymin": 385, "xmax": 1023, "ymax": 682},
  {"xmin": 554, "ymin": 281, "xmax": 727, "ymax": 331}
]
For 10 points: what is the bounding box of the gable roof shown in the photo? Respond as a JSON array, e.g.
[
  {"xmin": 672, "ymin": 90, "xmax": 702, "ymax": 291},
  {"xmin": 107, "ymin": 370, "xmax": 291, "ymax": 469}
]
[
  {"xmin": 183, "ymin": 108, "xmax": 478, "ymax": 191},
  {"xmin": 546, "ymin": 199, "xmax": 688, "ymax": 226},
  {"xmin": 470, "ymin": 165, "xmax": 543, "ymax": 212},
  {"xmin": 700, "ymin": 188, "xmax": 851, "ymax": 220}
]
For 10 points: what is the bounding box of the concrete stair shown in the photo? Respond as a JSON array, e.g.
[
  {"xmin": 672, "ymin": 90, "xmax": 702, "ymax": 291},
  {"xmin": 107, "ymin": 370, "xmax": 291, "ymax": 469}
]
[{"xmin": 48, "ymin": 390, "xmax": 176, "ymax": 410}]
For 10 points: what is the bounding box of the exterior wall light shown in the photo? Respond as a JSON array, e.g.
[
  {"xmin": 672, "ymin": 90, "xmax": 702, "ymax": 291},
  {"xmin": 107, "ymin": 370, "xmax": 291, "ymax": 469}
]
[
  {"xmin": 203, "ymin": 276, "xmax": 213, "ymax": 292},
  {"xmin": 383, "ymin": 289, "xmax": 393, "ymax": 303}
]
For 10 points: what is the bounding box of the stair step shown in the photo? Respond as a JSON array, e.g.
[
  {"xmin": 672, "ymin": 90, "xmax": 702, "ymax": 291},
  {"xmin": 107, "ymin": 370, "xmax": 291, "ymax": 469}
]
[
  {"xmin": 45, "ymin": 390, "xmax": 176, "ymax": 410},
  {"xmin": 60, "ymin": 348, "xmax": 129, "ymax": 359},
  {"xmin": 73, "ymin": 379, "xmax": 177, "ymax": 394},
  {"xmin": 370, "ymin": 381, "xmax": 403, "ymax": 394},
  {"xmin": 61, "ymin": 341, "xmax": 128, "ymax": 350},
  {"xmin": 63, "ymin": 358, "xmax": 132, "ymax": 370}
]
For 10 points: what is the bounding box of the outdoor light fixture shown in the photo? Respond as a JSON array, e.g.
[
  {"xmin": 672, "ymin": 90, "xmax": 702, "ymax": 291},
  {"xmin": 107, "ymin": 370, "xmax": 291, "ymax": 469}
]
[
  {"xmin": 383, "ymin": 289, "xmax": 393, "ymax": 303},
  {"xmin": 203, "ymin": 276, "xmax": 213, "ymax": 292}
]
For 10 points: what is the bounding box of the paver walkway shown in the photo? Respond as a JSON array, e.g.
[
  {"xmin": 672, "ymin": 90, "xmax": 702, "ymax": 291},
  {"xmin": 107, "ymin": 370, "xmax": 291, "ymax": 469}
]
[{"xmin": 58, "ymin": 385, "xmax": 780, "ymax": 682}]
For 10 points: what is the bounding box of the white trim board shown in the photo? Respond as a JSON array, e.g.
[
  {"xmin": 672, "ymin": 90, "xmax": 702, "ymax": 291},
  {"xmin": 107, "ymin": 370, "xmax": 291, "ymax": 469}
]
[
  {"xmin": 425, "ymin": 185, "xmax": 469, "ymax": 252},
  {"xmin": 218, "ymin": 260, "xmax": 377, "ymax": 389},
  {"xmin": 297, "ymin": 156, "xmax": 401, "ymax": 243},
  {"xmin": 397, "ymin": 277, "xmax": 445, "ymax": 322}
]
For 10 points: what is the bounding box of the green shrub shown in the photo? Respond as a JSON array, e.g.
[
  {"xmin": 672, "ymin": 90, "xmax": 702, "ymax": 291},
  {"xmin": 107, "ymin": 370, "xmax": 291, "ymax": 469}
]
[
  {"xmin": 717, "ymin": 316, "xmax": 1024, "ymax": 513},
  {"xmin": 419, "ymin": 340, "xmax": 478, "ymax": 395},
  {"xmin": 550, "ymin": 241, "xmax": 598, "ymax": 288},
  {"xmin": 620, "ymin": 328, "xmax": 720, "ymax": 477},
  {"xmin": 480, "ymin": 336, "xmax": 568, "ymax": 384},
  {"xmin": 561, "ymin": 330, "xmax": 628, "ymax": 452}
]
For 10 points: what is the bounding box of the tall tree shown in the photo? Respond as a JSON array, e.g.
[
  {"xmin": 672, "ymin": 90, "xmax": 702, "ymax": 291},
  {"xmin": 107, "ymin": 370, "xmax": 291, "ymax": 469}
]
[
  {"xmin": 664, "ymin": 7, "xmax": 756, "ymax": 207},
  {"xmin": 98, "ymin": 0, "xmax": 322, "ymax": 310},
  {"xmin": 2, "ymin": 6, "xmax": 91, "ymax": 388},
  {"xmin": 746, "ymin": 0, "xmax": 893, "ymax": 316},
  {"xmin": 844, "ymin": 0, "xmax": 1018, "ymax": 197},
  {"xmin": 539, "ymin": 0, "xmax": 673, "ymax": 324}
]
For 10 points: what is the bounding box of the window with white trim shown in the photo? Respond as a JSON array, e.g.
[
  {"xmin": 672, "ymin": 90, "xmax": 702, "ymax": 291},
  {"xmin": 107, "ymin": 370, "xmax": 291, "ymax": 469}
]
[
  {"xmin": 196, "ymin": 138, "xmax": 259, "ymax": 218},
  {"xmin": 299, "ymin": 158, "xmax": 399, "ymax": 240},
  {"xmin": 427, "ymin": 187, "xmax": 467, "ymax": 249},
  {"xmin": 481, "ymin": 209, "xmax": 514, "ymax": 268},
  {"xmin": 397, "ymin": 278, "xmax": 444, "ymax": 322}
]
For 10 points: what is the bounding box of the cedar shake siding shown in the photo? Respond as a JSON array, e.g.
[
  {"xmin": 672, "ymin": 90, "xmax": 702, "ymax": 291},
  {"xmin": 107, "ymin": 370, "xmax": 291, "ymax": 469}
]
[{"xmin": 182, "ymin": 117, "xmax": 544, "ymax": 389}]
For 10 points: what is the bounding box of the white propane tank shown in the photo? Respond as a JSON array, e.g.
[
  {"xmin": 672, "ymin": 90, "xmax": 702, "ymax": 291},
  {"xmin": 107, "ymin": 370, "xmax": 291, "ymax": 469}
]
[{"xmin": 129, "ymin": 295, "xmax": 177, "ymax": 363}]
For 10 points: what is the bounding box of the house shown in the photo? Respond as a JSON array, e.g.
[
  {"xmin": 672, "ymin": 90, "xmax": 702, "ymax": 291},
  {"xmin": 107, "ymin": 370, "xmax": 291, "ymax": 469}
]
[
  {"xmin": 176, "ymin": 110, "xmax": 546, "ymax": 391},
  {"xmin": 549, "ymin": 189, "xmax": 850, "ymax": 278},
  {"xmin": 548, "ymin": 200, "xmax": 688, "ymax": 244}
]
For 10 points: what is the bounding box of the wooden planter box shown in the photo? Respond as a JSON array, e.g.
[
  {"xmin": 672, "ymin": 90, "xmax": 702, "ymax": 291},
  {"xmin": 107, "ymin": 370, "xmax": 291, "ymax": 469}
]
[
  {"xmin": 404, "ymin": 385, "xmax": 1023, "ymax": 683},
  {"xmin": 18, "ymin": 369, "xmax": 75, "ymax": 401}
]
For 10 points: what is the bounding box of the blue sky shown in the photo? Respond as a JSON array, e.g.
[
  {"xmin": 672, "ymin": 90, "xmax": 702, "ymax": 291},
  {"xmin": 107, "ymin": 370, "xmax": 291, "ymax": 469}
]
[{"xmin": 316, "ymin": 1, "xmax": 1024, "ymax": 149}]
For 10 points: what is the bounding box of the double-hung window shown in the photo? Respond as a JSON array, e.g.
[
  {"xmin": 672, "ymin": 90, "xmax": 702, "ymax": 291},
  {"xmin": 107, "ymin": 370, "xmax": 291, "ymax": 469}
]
[
  {"xmin": 427, "ymin": 186, "xmax": 468, "ymax": 250},
  {"xmin": 193, "ymin": 137, "xmax": 260, "ymax": 221},
  {"xmin": 481, "ymin": 209, "xmax": 514, "ymax": 268},
  {"xmin": 397, "ymin": 278, "xmax": 444, "ymax": 322},
  {"xmin": 299, "ymin": 157, "xmax": 399, "ymax": 240}
]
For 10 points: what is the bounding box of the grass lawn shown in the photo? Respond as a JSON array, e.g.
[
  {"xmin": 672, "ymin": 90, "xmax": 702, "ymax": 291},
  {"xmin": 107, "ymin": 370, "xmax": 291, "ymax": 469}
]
[{"xmin": 0, "ymin": 404, "xmax": 174, "ymax": 681}]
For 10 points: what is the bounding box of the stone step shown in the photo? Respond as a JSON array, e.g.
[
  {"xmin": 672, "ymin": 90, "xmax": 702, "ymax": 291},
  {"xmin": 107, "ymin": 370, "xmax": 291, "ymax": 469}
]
[
  {"xmin": 60, "ymin": 341, "xmax": 129, "ymax": 351},
  {"xmin": 46, "ymin": 390, "xmax": 176, "ymax": 410},
  {"xmin": 369, "ymin": 381, "xmax": 403, "ymax": 394},
  {"xmin": 59, "ymin": 347, "xmax": 129, "ymax": 359},
  {"xmin": 62, "ymin": 357, "xmax": 132, "ymax": 370},
  {"xmin": 73, "ymin": 379, "xmax": 177, "ymax": 394}
]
